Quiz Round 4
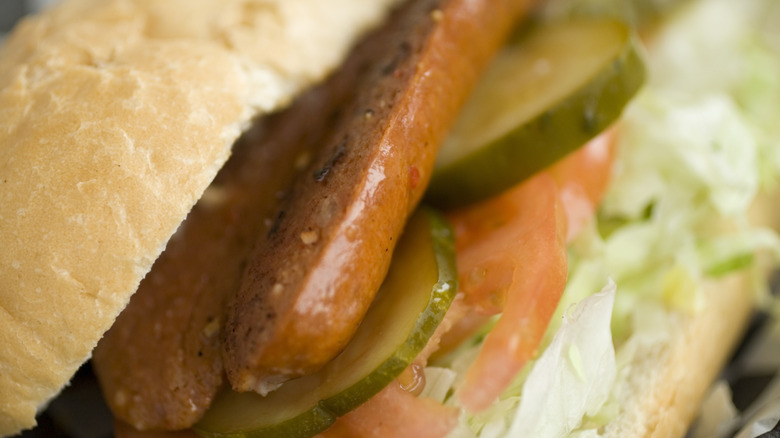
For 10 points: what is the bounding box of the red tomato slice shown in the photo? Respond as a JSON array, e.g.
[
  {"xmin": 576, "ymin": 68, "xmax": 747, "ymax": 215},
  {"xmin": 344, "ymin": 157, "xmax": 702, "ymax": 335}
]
[
  {"xmin": 446, "ymin": 128, "xmax": 616, "ymax": 412},
  {"xmin": 448, "ymin": 172, "xmax": 568, "ymax": 412},
  {"xmin": 549, "ymin": 127, "xmax": 616, "ymax": 242},
  {"xmin": 114, "ymin": 421, "xmax": 199, "ymax": 438},
  {"xmin": 316, "ymin": 382, "xmax": 458, "ymax": 438}
]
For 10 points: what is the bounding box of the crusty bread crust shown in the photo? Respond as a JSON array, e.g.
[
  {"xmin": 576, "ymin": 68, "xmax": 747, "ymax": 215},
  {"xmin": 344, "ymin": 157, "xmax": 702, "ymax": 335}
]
[{"xmin": 0, "ymin": 0, "xmax": 399, "ymax": 434}]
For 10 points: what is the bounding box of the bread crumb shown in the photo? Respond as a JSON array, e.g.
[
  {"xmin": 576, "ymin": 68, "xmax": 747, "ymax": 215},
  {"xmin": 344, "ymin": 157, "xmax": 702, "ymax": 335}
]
[
  {"xmin": 300, "ymin": 229, "xmax": 319, "ymax": 244},
  {"xmin": 114, "ymin": 390, "xmax": 128, "ymax": 407},
  {"xmin": 295, "ymin": 151, "xmax": 312, "ymax": 170},
  {"xmin": 202, "ymin": 318, "xmax": 220, "ymax": 338}
]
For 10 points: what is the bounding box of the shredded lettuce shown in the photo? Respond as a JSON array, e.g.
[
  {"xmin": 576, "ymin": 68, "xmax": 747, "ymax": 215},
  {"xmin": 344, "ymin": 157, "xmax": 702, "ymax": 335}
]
[
  {"xmin": 420, "ymin": 367, "xmax": 458, "ymax": 404},
  {"xmin": 608, "ymin": 92, "xmax": 759, "ymax": 219}
]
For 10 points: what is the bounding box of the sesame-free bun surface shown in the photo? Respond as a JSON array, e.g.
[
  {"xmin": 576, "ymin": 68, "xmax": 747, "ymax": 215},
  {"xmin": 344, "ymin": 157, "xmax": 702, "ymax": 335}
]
[{"xmin": 0, "ymin": 0, "xmax": 398, "ymax": 434}]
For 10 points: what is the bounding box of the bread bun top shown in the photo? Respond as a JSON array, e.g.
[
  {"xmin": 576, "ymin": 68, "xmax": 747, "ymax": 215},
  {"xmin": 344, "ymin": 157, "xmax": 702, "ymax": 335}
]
[{"xmin": 0, "ymin": 0, "xmax": 398, "ymax": 434}]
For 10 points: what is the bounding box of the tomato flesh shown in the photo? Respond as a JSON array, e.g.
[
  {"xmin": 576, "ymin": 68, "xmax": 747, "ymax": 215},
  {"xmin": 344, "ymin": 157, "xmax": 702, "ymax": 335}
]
[
  {"xmin": 550, "ymin": 127, "xmax": 616, "ymax": 242},
  {"xmin": 447, "ymin": 129, "xmax": 616, "ymax": 412},
  {"xmin": 316, "ymin": 382, "xmax": 458, "ymax": 438},
  {"xmin": 448, "ymin": 173, "xmax": 568, "ymax": 412}
]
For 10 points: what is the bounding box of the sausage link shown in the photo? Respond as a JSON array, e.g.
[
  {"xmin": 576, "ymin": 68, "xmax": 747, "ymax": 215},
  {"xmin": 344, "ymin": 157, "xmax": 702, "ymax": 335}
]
[{"xmin": 222, "ymin": 0, "xmax": 536, "ymax": 392}]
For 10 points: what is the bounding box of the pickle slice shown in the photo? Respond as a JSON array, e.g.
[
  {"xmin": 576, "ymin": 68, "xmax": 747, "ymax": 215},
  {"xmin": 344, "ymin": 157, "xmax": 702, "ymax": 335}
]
[
  {"xmin": 539, "ymin": 0, "xmax": 691, "ymax": 31},
  {"xmin": 194, "ymin": 208, "xmax": 457, "ymax": 438},
  {"xmin": 426, "ymin": 19, "xmax": 645, "ymax": 208}
]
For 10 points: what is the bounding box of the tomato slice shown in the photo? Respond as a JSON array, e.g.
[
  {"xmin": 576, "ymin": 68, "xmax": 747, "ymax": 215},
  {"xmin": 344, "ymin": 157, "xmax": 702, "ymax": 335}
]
[
  {"xmin": 549, "ymin": 127, "xmax": 616, "ymax": 242},
  {"xmin": 114, "ymin": 421, "xmax": 199, "ymax": 438},
  {"xmin": 316, "ymin": 382, "xmax": 458, "ymax": 438},
  {"xmin": 445, "ymin": 129, "xmax": 616, "ymax": 412},
  {"xmin": 447, "ymin": 172, "xmax": 568, "ymax": 412}
]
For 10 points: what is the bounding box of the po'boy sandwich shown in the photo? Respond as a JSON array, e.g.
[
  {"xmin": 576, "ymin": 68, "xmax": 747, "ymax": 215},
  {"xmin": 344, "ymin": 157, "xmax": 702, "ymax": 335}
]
[{"xmin": 2, "ymin": 0, "xmax": 780, "ymax": 437}]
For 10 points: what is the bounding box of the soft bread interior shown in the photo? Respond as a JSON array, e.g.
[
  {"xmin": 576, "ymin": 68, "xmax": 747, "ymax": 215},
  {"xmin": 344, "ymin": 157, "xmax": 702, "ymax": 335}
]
[{"xmin": 0, "ymin": 0, "xmax": 400, "ymax": 434}]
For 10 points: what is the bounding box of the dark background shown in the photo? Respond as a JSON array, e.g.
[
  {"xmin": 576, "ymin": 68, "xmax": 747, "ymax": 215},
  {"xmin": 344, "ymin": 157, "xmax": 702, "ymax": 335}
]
[{"xmin": 0, "ymin": 0, "xmax": 25, "ymax": 36}]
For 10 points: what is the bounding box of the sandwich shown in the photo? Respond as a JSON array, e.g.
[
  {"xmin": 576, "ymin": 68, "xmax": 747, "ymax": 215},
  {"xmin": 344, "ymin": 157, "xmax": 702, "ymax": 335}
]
[{"xmin": 2, "ymin": 0, "xmax": 780, "ymax": 437}]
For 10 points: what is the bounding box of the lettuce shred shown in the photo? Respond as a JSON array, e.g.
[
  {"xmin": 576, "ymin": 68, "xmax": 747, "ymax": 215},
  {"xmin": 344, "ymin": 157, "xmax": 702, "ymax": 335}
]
[
  {"xmin": 434, "ymin": 0, "xmax": 780, "ymax": 436},
  {"xmin": 507, "ymin": 282, "xmax": 617, "ymax": 437}
]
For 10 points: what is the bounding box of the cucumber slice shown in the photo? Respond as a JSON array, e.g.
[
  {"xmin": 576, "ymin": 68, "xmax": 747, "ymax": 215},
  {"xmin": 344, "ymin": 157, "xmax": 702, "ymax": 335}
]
[
  {"xmin": 426, "ymin": 19, "xmax": 645, "ymax": 209},
  {"xmin": 194, "ymin": 208, "xmax": 457, "ymax": 438}
]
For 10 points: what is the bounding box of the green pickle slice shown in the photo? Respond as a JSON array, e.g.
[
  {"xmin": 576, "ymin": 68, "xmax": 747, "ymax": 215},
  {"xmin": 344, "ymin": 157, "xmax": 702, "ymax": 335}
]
[
  {"xmin": 194, "ymin": 208, "xmax": 458, "ymax": 438},
  {"xmin": 540, "ymin": 0, "xmax": 692, "ymax": 31},
  {"xmin": 426, "ymin": 18, "xmax": 646, "ymax": 209}
]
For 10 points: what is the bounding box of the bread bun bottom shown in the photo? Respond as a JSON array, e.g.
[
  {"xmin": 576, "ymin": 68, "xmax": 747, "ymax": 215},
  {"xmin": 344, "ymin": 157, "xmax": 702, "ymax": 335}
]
[
  {"xmin": 601, "ymin": 191, "xmax": 780, "ymax": 437},
  {"xmin": 602, "ymin": 274, "xmax": 752, "ymax": 437}
]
